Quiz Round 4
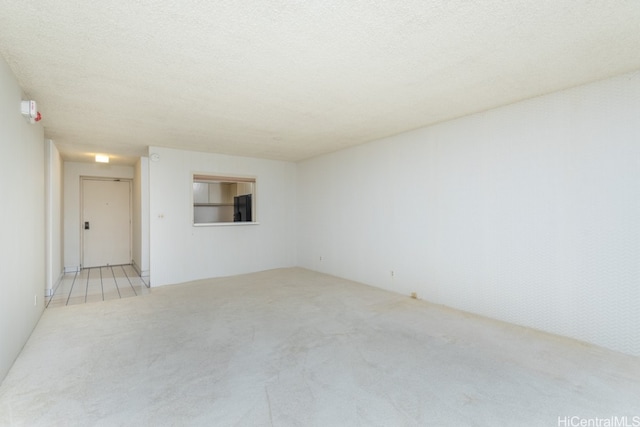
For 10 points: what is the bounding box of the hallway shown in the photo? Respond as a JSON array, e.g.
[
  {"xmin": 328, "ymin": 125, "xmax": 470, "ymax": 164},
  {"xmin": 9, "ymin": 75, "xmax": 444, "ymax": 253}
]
[{"xmin": 46, "ymin": 265, "xmax": 149, "ymax": 307}]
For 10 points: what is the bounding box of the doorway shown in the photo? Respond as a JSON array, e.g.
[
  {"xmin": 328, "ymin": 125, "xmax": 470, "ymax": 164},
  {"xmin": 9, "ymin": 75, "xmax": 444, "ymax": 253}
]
[{"xmin": 81, "ymin": 178, "xmax": 132, "ymax": 268}]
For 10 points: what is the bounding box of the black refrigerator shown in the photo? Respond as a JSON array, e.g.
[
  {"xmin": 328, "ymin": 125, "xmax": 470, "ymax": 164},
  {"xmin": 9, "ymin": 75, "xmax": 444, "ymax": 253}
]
[{"xmin": 233, "ymin": 194, "xmax": 252, "ymax": 222}]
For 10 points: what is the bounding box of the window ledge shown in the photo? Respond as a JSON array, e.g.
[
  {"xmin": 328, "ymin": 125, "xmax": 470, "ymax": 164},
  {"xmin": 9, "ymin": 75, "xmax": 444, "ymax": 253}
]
[{"xmin": 193, "ymin": 222, "xmax": 260, "ymax": 227}]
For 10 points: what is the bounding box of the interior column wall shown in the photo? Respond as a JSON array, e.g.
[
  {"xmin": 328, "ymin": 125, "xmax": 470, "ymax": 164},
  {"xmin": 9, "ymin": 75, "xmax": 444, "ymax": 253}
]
[
  {"xmin": 132, "ymin": 156, "xmax": 150, "ymax": 277},
  {"xmin": 297, "ymin": 70, "xmax": 640, "ymax": 356},
  {"xmin": 45, "ymin": 139, "xmax": 63, "ymax": 295}
]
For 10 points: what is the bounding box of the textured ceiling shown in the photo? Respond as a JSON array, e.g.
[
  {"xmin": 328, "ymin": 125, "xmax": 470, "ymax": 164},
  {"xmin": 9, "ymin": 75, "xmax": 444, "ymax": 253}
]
[{"xmin": 1, "ymin": 1, "xmax": 640, "ymax": 164}]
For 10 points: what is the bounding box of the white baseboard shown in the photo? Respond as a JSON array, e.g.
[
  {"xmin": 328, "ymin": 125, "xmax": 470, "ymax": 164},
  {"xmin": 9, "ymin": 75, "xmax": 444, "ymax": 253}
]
[
  {"xmin": 45, "ymin": 271, "xmax": 65, "ymax": 296},
  {"xmin": 131, "ymin": 260, "xmax": 149, "ymax": 278}
]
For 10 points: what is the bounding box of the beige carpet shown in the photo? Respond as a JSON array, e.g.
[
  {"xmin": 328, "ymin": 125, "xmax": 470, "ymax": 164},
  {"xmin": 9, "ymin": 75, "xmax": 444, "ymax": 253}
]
[{"xmin": 1, "ymin": 268, "xmax": 638, "ymax": 426}]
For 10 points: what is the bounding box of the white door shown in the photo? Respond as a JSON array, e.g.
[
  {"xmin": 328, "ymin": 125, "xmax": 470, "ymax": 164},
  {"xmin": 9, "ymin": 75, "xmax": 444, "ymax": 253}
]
[{"xmin": 82, "ymin": 179, "xmax": 131, "ymax": 268}]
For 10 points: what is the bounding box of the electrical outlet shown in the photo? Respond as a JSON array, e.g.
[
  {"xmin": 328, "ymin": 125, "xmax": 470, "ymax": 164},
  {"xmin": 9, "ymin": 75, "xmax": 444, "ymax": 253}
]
[
  {"xmin": 390, "ymin": 270, "xmax": 394, "ymax": 277},
  {"xmin": 319, "ymin": 256, "xmax": 323, "ymax": 262}
]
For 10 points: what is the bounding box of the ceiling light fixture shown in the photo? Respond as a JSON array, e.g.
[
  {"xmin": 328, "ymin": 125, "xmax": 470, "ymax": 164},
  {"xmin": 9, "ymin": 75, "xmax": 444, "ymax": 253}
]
[{"xmin": 95, "ymin": 154, "xmax": 109, "ymax": 163}]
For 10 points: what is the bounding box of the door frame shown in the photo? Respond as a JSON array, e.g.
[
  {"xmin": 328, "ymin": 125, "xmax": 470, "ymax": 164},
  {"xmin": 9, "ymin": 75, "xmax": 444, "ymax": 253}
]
[{"xmin": 80, "ymin": 176, "xmax": 133, "ymax": 269}]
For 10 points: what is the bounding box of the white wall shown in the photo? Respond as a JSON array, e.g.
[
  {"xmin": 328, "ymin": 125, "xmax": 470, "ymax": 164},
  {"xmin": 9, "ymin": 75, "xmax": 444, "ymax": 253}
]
[
  {"xmin": 63, "ymin": 162, "xmax": 134, "ymax": 271},
  {"xmin": 45, "ymin": 139, "xmax": 63, "ymax": 294},
  {"xmin": 133, "ymin": 157, "xmax": 150, "ymax": 276},
  {"xmin": 297, "ymin": 71, "xmax": 640, "ymax": 356},
  {"xmin": 0, "ymin": 57, "xmax": 45, "ymax": 381},
  {"xmin": 148, "ymin": 146, "xmax": 296, "ymax": 286}
]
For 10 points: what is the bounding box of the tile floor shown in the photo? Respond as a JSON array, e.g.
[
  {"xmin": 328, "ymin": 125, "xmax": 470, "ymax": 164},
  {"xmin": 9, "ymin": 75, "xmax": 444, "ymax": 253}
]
[{"xmin": 46, "ymin": 264, "xmax": 149, "ymax": 307}]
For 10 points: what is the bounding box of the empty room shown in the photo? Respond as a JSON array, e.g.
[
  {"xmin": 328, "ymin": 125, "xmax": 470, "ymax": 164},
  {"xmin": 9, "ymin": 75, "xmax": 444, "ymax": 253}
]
[{"xmin": 1, "ymin": 1, "xmax": 639, "ymax": 426}]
